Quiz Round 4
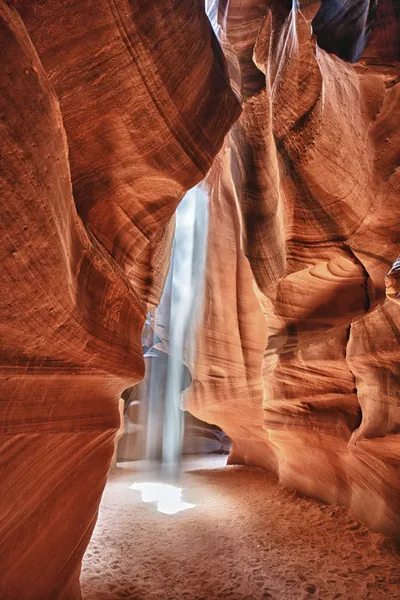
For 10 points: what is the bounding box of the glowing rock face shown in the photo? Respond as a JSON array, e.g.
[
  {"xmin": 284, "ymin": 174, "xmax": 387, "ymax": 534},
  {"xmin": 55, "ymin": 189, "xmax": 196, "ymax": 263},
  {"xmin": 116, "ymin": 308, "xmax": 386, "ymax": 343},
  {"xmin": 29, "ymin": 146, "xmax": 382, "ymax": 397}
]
[
  {"xmin": 186, "ymin": 0, "xmax": 400, "ymax": 540},
  {"xmin": 129, "ymin": 483, "xmax": 195, "ymax": 515},
  {"xmin": 0, "ymin": 0, "xmax": 399, "ymax": 599},
  {"xmin": 0, "ymin": 1, "xmax": 238, "ymax": 598}
]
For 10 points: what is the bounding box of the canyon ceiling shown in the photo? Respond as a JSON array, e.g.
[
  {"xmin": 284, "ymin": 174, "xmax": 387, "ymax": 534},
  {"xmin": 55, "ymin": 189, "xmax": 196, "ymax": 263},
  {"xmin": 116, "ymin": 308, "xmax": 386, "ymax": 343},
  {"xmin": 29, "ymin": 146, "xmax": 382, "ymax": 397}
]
[{"xmin": 0, "ymin": 1, "xmax": 399, "ymax": 599}]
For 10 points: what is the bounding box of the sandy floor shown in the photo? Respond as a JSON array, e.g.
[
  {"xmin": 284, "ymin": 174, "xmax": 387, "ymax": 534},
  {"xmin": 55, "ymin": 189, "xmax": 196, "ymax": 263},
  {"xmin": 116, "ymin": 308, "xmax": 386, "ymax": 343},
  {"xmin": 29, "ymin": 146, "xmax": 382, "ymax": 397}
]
[{"xmin": 81, "ymin": 456, "xmax": 400, "ymax": 600}]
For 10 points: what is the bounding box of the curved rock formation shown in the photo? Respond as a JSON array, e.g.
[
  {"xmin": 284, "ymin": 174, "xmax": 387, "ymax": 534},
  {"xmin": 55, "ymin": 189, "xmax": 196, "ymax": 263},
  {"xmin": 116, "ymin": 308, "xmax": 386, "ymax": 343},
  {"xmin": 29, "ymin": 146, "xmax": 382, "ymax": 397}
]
[
  {"xmin": 0, "ymin": 2, "xmax": 239, "ymax": 598},
  {"xmin": 1, "ymin": 0, "xmax": 399, "ymax": 596},
  {"xmin": 186, "ymin": 0, "xmax": 400, "ymax": 539}
]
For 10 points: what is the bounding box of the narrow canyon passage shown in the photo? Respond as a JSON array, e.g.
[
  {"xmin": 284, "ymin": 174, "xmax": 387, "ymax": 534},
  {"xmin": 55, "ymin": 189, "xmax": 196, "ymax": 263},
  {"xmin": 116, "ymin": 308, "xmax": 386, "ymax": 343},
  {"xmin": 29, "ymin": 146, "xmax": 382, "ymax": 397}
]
[
  {"xmin": 81, "ymin": 456, "xmax": 400, "ymax": 600},
  {"xmin": 1, "ymin": 1, "xmax": 399, "ymax": 598}
]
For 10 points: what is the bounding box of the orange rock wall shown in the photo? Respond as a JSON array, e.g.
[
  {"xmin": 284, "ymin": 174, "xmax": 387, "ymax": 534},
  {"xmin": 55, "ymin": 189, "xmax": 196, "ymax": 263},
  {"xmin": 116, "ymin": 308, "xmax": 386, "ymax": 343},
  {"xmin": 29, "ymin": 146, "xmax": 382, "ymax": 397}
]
[
  {"xmin": 0, "ymin": 2, "xmax": 239, "ymax": 598},
  {"xmin": 186, "ymin": 0, "xmax": 400, "ymax": 538},
  {"xmin": 1, "ymin": 1, "xmax": 399, "ymax": 598}
]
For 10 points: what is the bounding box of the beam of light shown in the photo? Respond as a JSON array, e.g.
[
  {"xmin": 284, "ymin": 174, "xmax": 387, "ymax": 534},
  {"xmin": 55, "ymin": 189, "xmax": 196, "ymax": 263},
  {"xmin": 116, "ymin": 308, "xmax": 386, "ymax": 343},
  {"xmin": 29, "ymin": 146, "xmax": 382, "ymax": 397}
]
[
  {"xmin": 146, "ymin": 185, "xmax": 209, "ymax": 476},
  {"xmin": 129, "ymin": 482, "xmax": 196, "ymax": 515}
]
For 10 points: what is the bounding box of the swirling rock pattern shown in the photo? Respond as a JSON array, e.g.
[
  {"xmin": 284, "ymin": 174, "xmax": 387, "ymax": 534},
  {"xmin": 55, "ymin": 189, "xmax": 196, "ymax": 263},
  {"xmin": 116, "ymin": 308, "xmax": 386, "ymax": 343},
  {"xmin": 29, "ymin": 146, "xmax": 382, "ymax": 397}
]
[
  {"xmin": 1, "ymin": 0, "xmax": 399, "ymax": 596},
  {"xmin": 186, "ymin": 0, "xmax": 400, "ymax": 539},
  {"xmin": 0, "ymin": 1, "xmax": 239, "ymax": 598}
]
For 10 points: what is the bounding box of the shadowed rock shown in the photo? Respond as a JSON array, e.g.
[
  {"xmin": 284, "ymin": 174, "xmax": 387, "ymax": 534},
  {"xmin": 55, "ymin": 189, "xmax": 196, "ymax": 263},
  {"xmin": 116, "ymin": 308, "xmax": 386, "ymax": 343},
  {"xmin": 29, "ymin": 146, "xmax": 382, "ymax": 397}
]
[
  {"xmin": 0, "ymin": 2, "xmax": 239, "ymax": 598},
  {"xmin": 186, "ymin": 0, "xmax": 400, "ymax": 539}
]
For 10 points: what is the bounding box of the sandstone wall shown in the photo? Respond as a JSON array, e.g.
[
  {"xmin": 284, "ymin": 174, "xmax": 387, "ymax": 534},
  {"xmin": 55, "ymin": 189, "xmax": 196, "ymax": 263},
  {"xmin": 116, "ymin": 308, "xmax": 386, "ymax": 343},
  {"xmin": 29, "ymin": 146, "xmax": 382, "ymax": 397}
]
[
  {"xmin": 186, "ymin": 0, "xmax": 400, "ymax": 538},
  {"xmin": 0, "ymin": 2, "xmax": 239, "ymax": 597}
]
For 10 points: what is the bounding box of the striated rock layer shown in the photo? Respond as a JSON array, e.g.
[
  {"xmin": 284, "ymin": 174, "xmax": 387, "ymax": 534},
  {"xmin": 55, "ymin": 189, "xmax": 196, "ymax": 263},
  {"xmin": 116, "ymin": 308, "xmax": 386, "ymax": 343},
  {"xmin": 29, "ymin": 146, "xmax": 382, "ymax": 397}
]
[
  {"xmin": 1, "ymin": 0, "xmax": 399, "ymax": 596},
  {"xmin": 186, "ymin": 0, "xmax": 400, "ymax": 539},
  {"xmin": 0, "ymin": 1, "xmax": 239, "ymax": 598}
]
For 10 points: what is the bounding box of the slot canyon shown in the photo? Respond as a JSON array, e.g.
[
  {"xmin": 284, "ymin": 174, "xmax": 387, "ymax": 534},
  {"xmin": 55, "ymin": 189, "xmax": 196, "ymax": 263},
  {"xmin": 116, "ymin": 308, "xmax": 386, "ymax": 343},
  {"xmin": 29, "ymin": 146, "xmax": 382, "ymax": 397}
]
[{"xmin": 0, "ymin": 1, "xmax": 399, "ymax": 599}]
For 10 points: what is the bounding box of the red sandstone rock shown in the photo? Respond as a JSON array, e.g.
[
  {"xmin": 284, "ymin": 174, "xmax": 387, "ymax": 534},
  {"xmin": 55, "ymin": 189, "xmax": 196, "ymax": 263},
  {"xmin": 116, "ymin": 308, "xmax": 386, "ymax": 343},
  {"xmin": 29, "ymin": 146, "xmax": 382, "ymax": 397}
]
[
  {"xmin": 0, "ymin": 0, "xmax": 399, "ymax": 597},
  {"xmin": 186, "ymin": 0, "xmax": 400, "ymax": 539},
  {"xmin": 0, "ymin": 2, "xmax": 239, "ymax": 598}
]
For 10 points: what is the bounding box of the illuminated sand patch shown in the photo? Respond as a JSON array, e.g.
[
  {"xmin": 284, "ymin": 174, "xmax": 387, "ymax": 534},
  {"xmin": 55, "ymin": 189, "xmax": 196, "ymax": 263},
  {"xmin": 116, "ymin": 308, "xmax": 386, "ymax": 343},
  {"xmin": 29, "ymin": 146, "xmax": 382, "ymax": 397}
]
[{"xmin": 129, "ymin": 482, "xmax": 196, "ymax": 515}]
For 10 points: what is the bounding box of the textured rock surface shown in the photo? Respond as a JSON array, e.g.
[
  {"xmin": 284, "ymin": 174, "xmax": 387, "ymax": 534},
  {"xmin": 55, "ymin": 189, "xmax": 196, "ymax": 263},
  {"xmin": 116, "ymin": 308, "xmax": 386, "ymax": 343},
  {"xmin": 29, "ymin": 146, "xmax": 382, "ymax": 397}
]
[
  {"xmin": 1, "ymin": 0, "xmax": 399, "ymax": 597},
  {"xmin": 186, "ymin": 0, "xmax": 400, "ymax": 539},
  {"xmin": 0, "ymin": 1, "xmax": 239, "ymax": 598}
]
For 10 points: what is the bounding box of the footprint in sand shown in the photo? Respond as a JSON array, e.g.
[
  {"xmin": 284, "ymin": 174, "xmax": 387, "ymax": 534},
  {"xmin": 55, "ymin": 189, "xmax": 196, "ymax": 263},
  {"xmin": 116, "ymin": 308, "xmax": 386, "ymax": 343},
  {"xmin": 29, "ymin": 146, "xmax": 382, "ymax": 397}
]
[
  {"xmin": 261, "ymin": 587, "xmax": 275, "ymax": 599},
  {"xmin": 302, "ymin": 583, "xmax": 318, "ymax": 597}
]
